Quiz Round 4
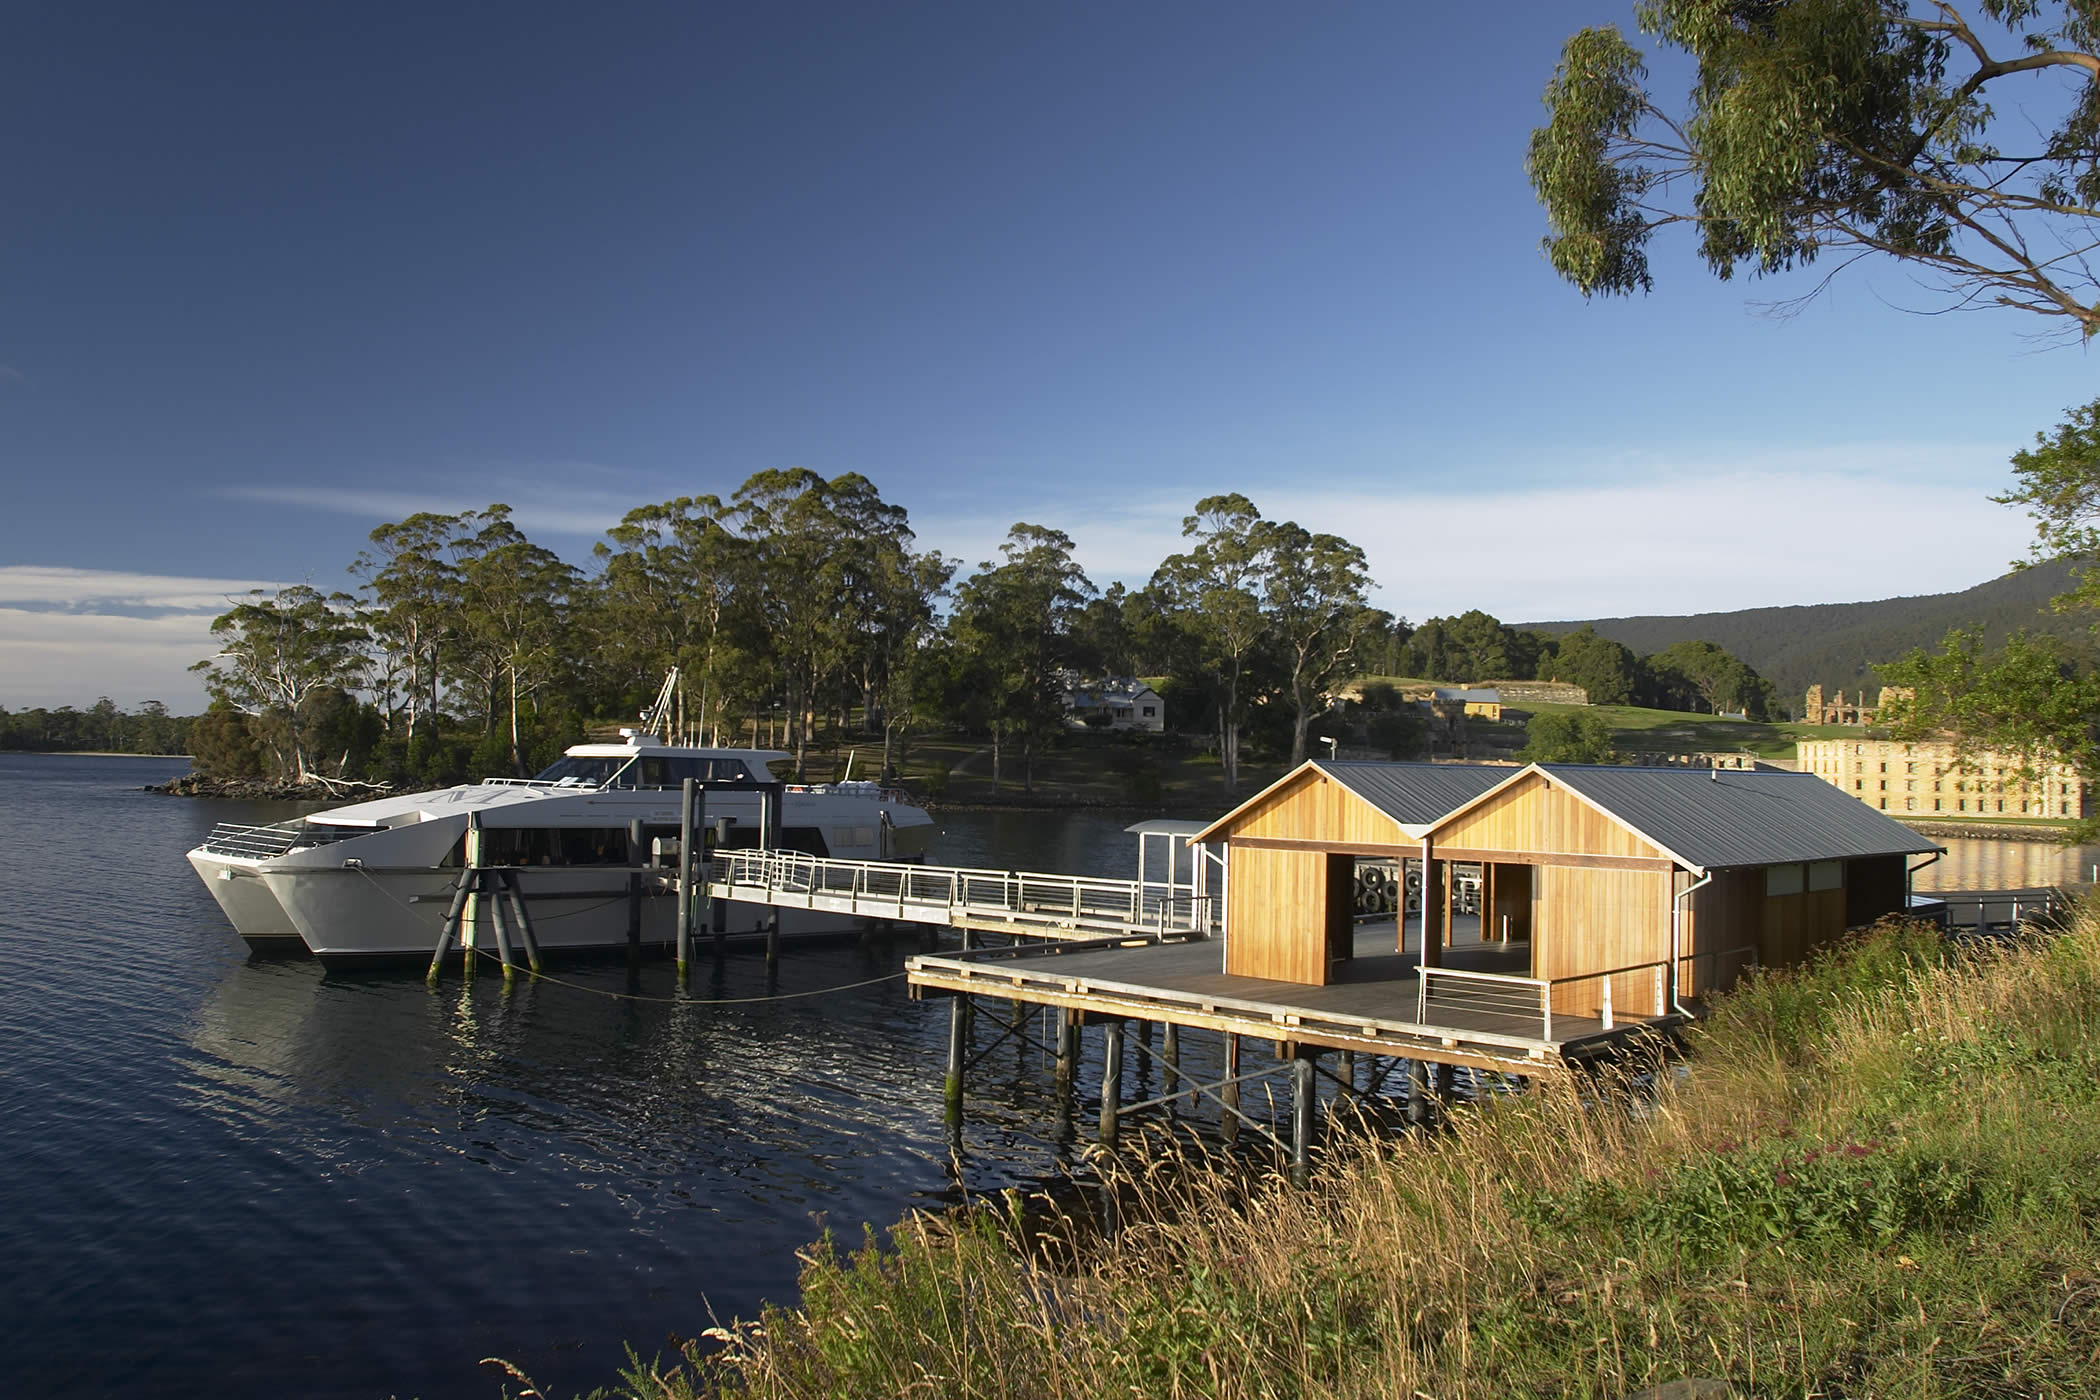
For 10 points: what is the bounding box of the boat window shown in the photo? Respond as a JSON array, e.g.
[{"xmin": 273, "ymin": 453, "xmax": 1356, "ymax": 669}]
[
  {"xmin": 479, "ymin": 827, "xmax": 633, "ymax": 865},
  {"xmin": 529, "ymin": 754, "xmax": 635, "ymax": 787},
  {"xmin": 634, "ymin": 756, "xmax": 759, "ymax": 787}
]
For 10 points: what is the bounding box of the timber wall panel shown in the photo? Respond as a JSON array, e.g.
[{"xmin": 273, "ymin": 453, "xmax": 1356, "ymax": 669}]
[
  {"xmin": 1435, "ymin": 777, "xmax": 1668, "ymax": 862},
  {"xmin": 1224, "ymin": 846, "xmax": 1329, "ymax": 985},
  {"xmin": 1534, "ymin": 866, "xmax": 1671, "ymax": 1017},
  {"xmin": 1228, "ymin": 773, "xmax": 1412, "ymax": 847},
  {"xmin": 1846, "ymin": 855, "xmax": 1907, "ymax": 927},
  {"xmin": 1683, "ymin": 869, "xmax": 1764, "ymax": 997}
]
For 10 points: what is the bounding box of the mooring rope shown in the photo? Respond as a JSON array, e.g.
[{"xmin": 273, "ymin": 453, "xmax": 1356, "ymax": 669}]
[{"xmin": 349, "ymin": 865, "xmax": 914, "ymax": 1006}]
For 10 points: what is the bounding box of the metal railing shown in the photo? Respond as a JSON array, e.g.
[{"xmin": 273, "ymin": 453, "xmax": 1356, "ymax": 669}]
[
  {"xmin": 706, "ymin": 848, "xmax": 1214, "ymax": 936},
  {"xmin": 1676, "ymin": 943, "xmax": 1761, "ymax": 1002},
  {"xmin": 1926, "ymin": 887, "xmax": 2070, "ymax": 934},
  {"xmin": 1419, "ymin": 958, "xmax": 1672, "ymax": 1040},
  {"xmin": 200, "ymin": 821, "xmax": 321, "ymax": 859}
]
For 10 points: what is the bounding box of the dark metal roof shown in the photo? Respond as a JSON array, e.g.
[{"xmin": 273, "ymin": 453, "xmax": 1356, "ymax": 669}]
[
  {"xmin": 1537, "ymin": 765, "xmax": 1944, "ymax": 872},
  {"xmin": 1314, "ymin": 761, "xmax": 1516, "ymax": 833}
]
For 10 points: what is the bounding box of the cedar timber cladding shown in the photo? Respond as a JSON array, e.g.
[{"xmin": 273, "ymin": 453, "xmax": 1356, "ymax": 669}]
[
  {"xmin": 1210, "ymin": 765, "xmax": 1415, "ymax": 984},
  {"xmin": 1431, "ymin": 770, "xmax": 1675, "ymax": 1017}
]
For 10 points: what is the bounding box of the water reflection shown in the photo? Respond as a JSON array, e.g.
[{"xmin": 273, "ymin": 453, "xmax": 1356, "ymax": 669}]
[{"xmin": 1910, "ymin": 835, "xmax": 2100, "ymax": 891}]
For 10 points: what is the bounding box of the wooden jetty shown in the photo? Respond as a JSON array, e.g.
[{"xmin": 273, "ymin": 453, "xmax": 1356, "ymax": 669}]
[{"xmin": 907, "ymin": 760, "xmax": 1950, "ymax": 1179}]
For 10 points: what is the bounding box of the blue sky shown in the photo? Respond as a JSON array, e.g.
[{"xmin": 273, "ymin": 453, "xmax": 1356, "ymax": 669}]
[{"xmin": 3, "ymin": 2, "xmax": 2095, "ymax": 709}]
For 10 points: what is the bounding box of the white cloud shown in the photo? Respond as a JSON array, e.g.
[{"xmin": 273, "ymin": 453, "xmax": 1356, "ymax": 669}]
[
  {"xmin": 0, "ymin": 567, "xmax": 296, "ymax": 710},
  {"xmin": 911, "ymin": 463, "xmax": 2031, "ymax": 622},
  {"xmin": 221, "ymin": 483, "xmax": 633, "ymax": 539},
  {"xmin": 0, "ymin": 607, "xmax": 219, "ymax": 710},
  {"xmin": 0, "ymin": 565, "xmax": 288, "ymax": 613}
]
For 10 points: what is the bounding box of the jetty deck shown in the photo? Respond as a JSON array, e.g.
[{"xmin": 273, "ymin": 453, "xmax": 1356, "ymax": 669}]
[{"xmin": 908, "ymin": 918, "xmax": 1683, "ymax": 1073}]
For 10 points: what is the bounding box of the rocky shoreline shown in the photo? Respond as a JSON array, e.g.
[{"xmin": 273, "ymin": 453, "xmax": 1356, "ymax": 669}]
[{"xmin": 145, "ymin": 772, "xmax": 395, "ymax": 802}]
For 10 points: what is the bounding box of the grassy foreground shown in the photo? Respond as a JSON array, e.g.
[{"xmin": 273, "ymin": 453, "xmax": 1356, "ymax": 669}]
[{"xmin": 568, "ymin": 912, "xmax": 2100, "ymax": 1399}]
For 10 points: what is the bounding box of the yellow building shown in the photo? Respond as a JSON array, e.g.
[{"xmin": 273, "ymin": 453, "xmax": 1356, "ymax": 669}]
[{"xmin": 1796, "ymin": 738, "xmax": 2088, "ymax": 820}]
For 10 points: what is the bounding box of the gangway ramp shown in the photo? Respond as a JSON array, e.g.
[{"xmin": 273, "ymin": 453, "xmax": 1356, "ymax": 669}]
[{"xmin": 703, "ymin": 849, "xmax": 1213, "ymax": 939}]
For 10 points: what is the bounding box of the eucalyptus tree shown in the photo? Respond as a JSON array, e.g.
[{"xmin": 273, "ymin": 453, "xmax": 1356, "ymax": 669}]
[
  {"xmin": 1262, "ymin": 520, "xmax": 1375, "ymax": 764},
  {"xmin": 1530, "ymin": 2, "xmax": 2100, "ymax": 338},
  {"xmin": 1150, "ymin": 494, "xmax": 1270, "ymax": 791},
  {"xmin": 593, "ymin": 494, "xmax": 748, "ymax": 739},
  {"xmin": 947, "ymin": 523, "xmax": 1094, "ymax": 792},
  {"xmin": 729, "ymin": 470, "xmax": 937, "ymax": 778},
  {"xmin": 818, "ymin": 472, "xmax": 951, "ymax": 755},
  {"xmin": 453, "ymin": 506, "xmax": 579, "ymax": 774},
  {"xmin": 353, "ymin": 511, "xmax": 470, "ymax": 740},
  {"xmin": 191, "ymin": 584, "xmax": 369, "ymax": 780}
]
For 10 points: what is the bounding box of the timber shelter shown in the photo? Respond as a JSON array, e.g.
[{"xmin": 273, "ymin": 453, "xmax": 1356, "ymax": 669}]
[{"xmin": 1192, "ymin": 760, "xmax": 1946, "ymax": 1023}]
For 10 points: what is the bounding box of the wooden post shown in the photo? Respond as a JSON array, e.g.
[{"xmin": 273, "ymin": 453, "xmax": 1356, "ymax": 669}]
[
  {"xmin": 487, "ymin": 869, "xmax": 517, "ymax": 987},
  {"xmin": 1290, "ymin": 1053, "xmax": 1316, "ymax": 1185},
  {"xmin": 427, "ymin": 865, "xmax": 471, "ymax": 987},
  {"xmin": 1433, "ymin": 1061, "xmax": 1456, "ymax": 1125},
  {"xmin": 1407, "ymin": 1058, "xmax": 1431, "ymax": 1128},
  {"xmin": 765, "ymin": 912, "xmax": 780, "ymax": 972},
  {"xmin": 944, "ymin": 993, "xmax": 968, "ymax": 1128},
  {"xmin": 1163, "ymin": 1022, "xmax": 1183, "ymax": 1108},
  {"xmin": 461, "ymin": 815, "xmax": 483, "ymax": 981},
  {"xmin": 1442, "ymin": 857, "xmax": 1455, "ymax": 948},
  {"xmin": 1054, "ymin": 1010, "xmax": 1076, "ymax": 1102},
  {"xmin": 1099, "ymin": 1022, "xmax": 1123, "ymax": 1147},
  {"xmin": 500, "ymin": 870, "xmax": 542, "ymax": 975},
  {"xmin": 626, "ymin": 817, "xmax": 645, "ymax": 966},
  {"xmin": 676, "ymin": 777, "xmax": 696, "ymax": 981},
  {"xmin": 713, "ymin": 818, "xmax": 729, "ymax": 954},
  {"xmin": 1136, "ymin": 1017, "xmax": 1154, "ymax": 1098},
  {"xmin": 1338, "ymin": 1049, "xmax": 1355, "ymax": 1105},
  {"xmin": 1222, "ymin": 1034, "xmax": 1241, "ymax": 1143}
]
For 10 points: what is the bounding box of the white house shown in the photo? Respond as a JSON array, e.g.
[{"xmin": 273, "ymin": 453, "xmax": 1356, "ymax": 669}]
[{"xmin": 1064, "ymin": 677, "xmax": 1166, "ymax": 733}]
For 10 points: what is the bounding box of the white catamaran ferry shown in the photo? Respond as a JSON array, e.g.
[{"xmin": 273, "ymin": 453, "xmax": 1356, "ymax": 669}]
[{"xmin": 188, "ymin": 731, "xmax": 934, "ymax": 967}]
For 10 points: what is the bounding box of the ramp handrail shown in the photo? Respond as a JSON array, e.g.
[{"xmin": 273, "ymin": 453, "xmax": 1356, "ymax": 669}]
[{"xmin": 704, "ymin": 848, "xmax": 1213, "ymax": 936}]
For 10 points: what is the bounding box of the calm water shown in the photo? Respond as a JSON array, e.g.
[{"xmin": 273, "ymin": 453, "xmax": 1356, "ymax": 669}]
[
  {"xmin": 0, "ymin": 756, "xmax": 1142, "ymax": 1400},
  {"xmin": 4, "ymin": 756, "xmax": 2091, "ymax": 1399}
]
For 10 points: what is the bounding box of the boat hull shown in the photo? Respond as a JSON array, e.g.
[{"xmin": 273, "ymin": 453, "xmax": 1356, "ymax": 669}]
[
  {"xmin": 186, "ymin": 849, "xmax": 306, "ymax": 953},
  {"xmin": 261, "ymin": 865, "xmax": 872, "ymax": 967}
]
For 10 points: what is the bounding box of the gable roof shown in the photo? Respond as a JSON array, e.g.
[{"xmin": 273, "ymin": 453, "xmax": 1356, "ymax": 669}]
[
  {"xmin": 1189, "ymin": 760, "xmax": 1515, "ymax": 844},
  {"xmin": 1426, "ymin": 763, "xmax": 1943, "ymax": 874}
]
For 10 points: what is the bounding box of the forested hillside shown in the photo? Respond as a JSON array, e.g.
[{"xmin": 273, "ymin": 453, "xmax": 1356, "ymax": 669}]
[{"xmin": 1523, "ymin": 559, "xmax": 2081, "ymax": 708}]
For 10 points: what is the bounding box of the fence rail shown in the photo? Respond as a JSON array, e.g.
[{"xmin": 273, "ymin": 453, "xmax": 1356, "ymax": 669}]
[
  {"xmin": 1420, "ymin": 958, "xmax": 1674, "ymax": 1040},
  {"xmin": 705, "ymin": 849, "xmax": 1214, "ymax": 938}
]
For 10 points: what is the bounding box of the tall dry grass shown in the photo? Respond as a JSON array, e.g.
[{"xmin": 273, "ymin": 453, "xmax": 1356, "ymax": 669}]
[{"xmin": 579, "ymin": 910, "xmax": 2100, "ymax": 1399}]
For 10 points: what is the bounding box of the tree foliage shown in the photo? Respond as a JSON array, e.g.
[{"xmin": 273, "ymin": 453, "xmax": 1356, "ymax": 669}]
[
  {"xmin": 191, "ymin": 585, "xmax": 368, "ymax": 780},
  {"xmin": 946, "ymin": 524, "xmax": 1093, "ymax": 792},
  {"xmin": 1533, "ymin": 2, "xmax": 2100, "ymax": 336},
  {"xmin": 1520, "ymin": 709, "xmax": 1620, "ymax": 764}
]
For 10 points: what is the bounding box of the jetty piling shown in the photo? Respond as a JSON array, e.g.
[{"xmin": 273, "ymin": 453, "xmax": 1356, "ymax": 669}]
[
  {"xmin": 625, "ymin": 818, "xmax": 645, "ymax": 967},
  {"xmin": 499, "ymin": 870, "xmax": 543, "ymax": 975},
  {"xmin": 488, "ymin": 870, "xmax": 517, "ymax": 986},
  {"xmin": 676, "ymin": 778, "xmax": 697, "ymax": 982}
]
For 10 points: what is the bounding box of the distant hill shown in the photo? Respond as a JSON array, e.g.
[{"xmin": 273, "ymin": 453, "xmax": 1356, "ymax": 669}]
[{"xmin": 1522, "ymin": 559, "xmax": 2083, "ymax": 711}]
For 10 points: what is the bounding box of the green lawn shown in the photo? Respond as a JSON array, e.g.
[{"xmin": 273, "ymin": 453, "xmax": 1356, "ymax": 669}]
[{"xmin": 1518, "ymin": 701, "xmax": 1839, "ymax": 758}]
